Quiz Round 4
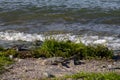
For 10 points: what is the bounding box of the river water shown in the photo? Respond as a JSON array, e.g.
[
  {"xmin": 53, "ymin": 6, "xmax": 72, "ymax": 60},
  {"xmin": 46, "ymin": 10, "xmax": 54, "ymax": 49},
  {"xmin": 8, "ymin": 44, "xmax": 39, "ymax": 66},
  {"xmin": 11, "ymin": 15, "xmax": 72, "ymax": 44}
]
[{"xmin": 0, "ymin": 0, "xmax": 120, "ymax": 50}]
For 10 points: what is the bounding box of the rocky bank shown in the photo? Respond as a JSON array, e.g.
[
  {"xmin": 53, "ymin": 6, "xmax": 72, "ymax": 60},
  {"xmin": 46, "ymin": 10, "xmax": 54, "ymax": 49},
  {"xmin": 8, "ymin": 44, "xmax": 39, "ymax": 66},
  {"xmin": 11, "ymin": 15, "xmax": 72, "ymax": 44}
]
[{"xmin": 0, "ymin": 57, "xmax": 120, "ymax": 80}]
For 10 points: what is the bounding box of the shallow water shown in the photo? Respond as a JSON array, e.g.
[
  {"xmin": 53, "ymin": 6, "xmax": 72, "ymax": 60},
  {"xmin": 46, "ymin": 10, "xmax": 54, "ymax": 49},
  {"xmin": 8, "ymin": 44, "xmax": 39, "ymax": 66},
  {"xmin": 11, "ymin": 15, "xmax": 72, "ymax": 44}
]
[{"xmin": 0, "ymin": 0, "xmax": 120, "ymax": 50}]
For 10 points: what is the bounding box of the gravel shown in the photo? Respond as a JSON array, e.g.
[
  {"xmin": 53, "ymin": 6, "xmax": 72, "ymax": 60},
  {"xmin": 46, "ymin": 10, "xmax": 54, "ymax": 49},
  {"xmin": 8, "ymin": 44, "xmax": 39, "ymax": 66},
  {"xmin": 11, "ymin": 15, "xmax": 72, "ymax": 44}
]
[{"xmin": 0, "ymin": 58, "xmax": 120, "ymax": 80}]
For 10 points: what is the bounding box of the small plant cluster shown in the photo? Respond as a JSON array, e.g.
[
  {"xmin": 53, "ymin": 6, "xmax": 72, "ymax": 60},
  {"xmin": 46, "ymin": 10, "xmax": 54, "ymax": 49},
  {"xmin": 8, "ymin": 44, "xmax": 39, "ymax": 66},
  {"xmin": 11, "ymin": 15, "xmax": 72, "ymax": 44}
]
[
  {"xmin": 0, "ymin": 39, "xmax": 115, "ymax": 75},
  {"xmin": 52, "ymin": 72, "xmax": 120, "ymax": 80},
  {"xmin": 0, "ymin": 39, "xmax": 113, "ymax": 59},
  {"xmin": 0, "ymin": 47, "xmax": 14, "ymax": 74},
  {"xmin": 32, "ymin": 39, "xmax": 113, "ymax": 59}
]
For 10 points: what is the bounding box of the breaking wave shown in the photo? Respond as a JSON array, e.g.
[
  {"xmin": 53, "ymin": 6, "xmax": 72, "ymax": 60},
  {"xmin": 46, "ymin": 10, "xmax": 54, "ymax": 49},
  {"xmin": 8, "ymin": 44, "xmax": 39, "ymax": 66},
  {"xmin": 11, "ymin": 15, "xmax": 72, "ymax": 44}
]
[{"xmin": 0, "ymin": 31, "xmax": 120, "ymax": 50}]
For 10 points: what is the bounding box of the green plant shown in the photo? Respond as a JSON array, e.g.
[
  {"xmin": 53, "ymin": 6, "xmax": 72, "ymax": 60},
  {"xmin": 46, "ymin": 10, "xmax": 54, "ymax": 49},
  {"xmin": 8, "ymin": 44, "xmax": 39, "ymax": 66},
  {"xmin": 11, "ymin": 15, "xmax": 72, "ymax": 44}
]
[
  {"xmin": 32, "ymin": 39, "xmax": 113, "ymax": 59},
  {"xmin": 32, "ymin": 39, "xmax": 77, "ymax": 58},
  {"xmin": 63, "ymin": 72, "xmax": 120, "ymax": 80},
  {"xmin": 0, "ymin": 56, "xmax": 13, "ymax": 74},
  {"xmin": 0, "ymin": 47, "xmax": 15, "ymax": 74},
  {"xmin": 0, "ymin": 47, "xmax": 5, "ymax": 51},
  {"xmin": 42, "ymin": 72, "xmax": 120, "ymax": 80},
  {"xmin": 0, "ymin": 49, "xmax": 17, "ymax": 57},
  {"xmin": 81, "ymin": 44, "xmax": 113, "ymax": 59}
]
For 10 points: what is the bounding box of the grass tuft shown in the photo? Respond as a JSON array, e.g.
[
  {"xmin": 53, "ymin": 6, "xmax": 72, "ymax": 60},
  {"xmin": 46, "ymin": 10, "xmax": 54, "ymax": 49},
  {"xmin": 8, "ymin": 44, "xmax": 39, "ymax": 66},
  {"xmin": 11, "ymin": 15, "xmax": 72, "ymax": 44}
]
[
  {"xmin": 0, "ymin": 47, "xmax": 15, "ymax": 74},
  {"xmin": 32, "ymin": 39, "xmax": 113, "ymax": 59},
  {"xmin": 60, "ymin": 72, "xmax": 120, "ymax": 80},
  {"xmin": 0, "ymin": 56, "xmax": 13, "ymax": 74},
  {"xmin": 42, "ymin": 72, "xmax": 120, "ymax": 80}
]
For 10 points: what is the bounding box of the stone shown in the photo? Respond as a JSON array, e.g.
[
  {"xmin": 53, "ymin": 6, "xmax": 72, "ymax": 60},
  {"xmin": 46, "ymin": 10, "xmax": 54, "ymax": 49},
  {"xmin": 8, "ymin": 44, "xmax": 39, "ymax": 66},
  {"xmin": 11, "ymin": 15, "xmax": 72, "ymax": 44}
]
[
  {"xmin": 9, "ymin": 55, "xmax": 13, "ymax": 59},
  {"xmin": 1, "ymin": 58, "xmax": 120, "ymax": 80},
  {"xmin": 14, "ymin": 58, "xmax": 23, "ymax": 62},
  {"xmin": 42, "ymin": 72, "xmax": 55, "ymax": 78},
  {"xmin": 74, "ymin": 60, "xmax": 81, "ymax": 65},
  {"xmin": 34, "ymin": 40, "xmax": 43, "ymax": 46},
  {"xmin": 108, "ymin": 64, "xmax": 112, "ymax": 69},
  {"xmin": 42, "ymin": 57, "xmax": 64, "ymax": 65},
  {"xmin": 69, "ymin": 60, "xmax": 75, "ymax": 67},
  {"xmin": 66, "ymin": 78, "xmax": 74, "ymax": 80}
]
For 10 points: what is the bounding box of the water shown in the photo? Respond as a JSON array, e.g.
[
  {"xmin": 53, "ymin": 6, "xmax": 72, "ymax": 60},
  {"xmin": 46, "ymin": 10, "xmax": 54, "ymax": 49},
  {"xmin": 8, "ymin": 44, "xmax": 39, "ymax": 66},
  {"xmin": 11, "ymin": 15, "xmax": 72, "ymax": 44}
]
[
  {"xmin": 0, "ymin": 0, "xmax": 120, "ymax": 10},
  {"xmin": 0, "ymin": 0, "xmax": 120, "ymax": 50}
]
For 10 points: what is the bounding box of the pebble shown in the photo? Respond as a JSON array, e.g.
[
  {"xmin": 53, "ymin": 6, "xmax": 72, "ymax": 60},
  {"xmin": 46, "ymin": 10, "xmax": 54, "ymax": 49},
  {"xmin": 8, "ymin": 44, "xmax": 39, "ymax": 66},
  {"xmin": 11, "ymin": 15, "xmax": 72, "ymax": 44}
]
[
  {"xmin": 42, "ymin": 72, "xmax": 55, "ymax": 78},
  {"xmin": 0, "ymin": 58, "xmax": 120, "ymax": 80},
  {"xmin": 9, "ymin": 55, "xmax": 13, "ymax": 59}
]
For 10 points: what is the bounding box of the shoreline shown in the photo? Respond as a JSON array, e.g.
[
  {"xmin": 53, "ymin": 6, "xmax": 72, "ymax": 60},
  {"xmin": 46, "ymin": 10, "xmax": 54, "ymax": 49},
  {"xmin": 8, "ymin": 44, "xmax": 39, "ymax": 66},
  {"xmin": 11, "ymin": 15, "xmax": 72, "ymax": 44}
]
[
  {"xmin": 0, "ymin": 57, "xmax": 120, "ymax": 80},
  {"xmin": 0, "ymin": 37, "xmax": 119, "ymax": 80}
]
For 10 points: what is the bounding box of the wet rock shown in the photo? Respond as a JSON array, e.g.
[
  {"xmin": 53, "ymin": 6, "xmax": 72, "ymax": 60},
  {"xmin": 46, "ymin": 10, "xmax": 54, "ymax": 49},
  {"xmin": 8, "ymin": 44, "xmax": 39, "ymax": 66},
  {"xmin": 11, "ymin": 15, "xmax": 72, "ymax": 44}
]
[
  {"xmin": 12, "ymin": 44, "xmax": 30, "ymax": 51},
  {"xmin": 33, "ymin": 40, "xmax": 43, "ymax": 46},
  {"xmin": 9, "ymin": 41, "xmax": 42, "ymax": 51},
  {"xmin": 117, "ymin": 34, "xmax": 120, "ymax": 38}
]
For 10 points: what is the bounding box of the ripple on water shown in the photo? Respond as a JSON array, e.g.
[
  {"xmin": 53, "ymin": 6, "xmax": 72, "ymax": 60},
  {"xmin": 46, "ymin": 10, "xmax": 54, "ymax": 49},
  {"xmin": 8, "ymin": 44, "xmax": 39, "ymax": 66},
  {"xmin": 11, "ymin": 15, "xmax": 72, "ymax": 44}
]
[{"xmin": 0, "ymin": 0, "xmax": 120, "ymax": 11}]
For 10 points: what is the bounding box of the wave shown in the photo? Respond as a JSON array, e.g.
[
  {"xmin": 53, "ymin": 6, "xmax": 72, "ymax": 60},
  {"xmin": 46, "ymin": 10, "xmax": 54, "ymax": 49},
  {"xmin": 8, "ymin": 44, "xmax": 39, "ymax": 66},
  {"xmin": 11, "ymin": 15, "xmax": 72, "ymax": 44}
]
[
  {"xmin": 0, "ymin": 31, "xmax": 120, "ymax": 50},
  {"xmin": 0, "ymin": 0, "xmax": 120, "ymax": 11}
]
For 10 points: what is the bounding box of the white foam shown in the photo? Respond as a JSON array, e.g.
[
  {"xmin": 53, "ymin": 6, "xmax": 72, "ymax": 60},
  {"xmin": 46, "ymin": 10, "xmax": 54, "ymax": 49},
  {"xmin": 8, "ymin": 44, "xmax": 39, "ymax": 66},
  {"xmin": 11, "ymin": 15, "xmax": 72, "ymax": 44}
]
[
  {"xmin": 0, "ymin": 31, "xmax": 44, "ymax": 41},
  {"xmin": 93, "ymin": 40, "xmax": 107, "ymax": 44},
  {"xmin": 0, "ymin": 31, "xmax": 120, "ymax": 50}
]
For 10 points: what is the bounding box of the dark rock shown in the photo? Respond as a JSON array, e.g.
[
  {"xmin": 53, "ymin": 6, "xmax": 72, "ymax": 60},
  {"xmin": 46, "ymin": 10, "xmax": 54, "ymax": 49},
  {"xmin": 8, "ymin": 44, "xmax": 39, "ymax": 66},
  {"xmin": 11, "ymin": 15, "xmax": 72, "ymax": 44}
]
[
  {"xmin": 102, "ymin": 65, "xmax": 106, "ymax": 68},
  {"xmin": 117, "ymin": 34, "xmax": 120, "ymax": 38},
  {"xmin": 33, "ymin": 40, "xmax": 43, "ymax": 46},
  {"xmin": 62, "ymin": 62, "xmax": 70, "ymax": 68},
  {"xmin": 113, "ymin": 54, "xmax": 120, "ymax": 61},
  {"xmin": 12, "ymin": 44, "xmax": 29, "ymax": 51},
  {"xmin": 74, "ymin": 60, "xmax": 82, "ymax": 65}
]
